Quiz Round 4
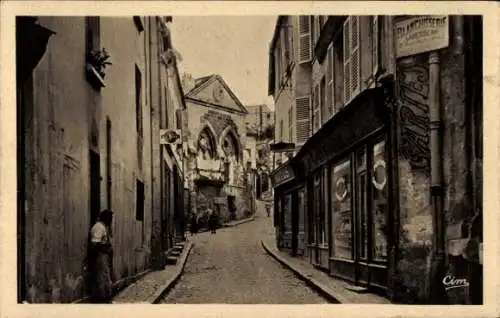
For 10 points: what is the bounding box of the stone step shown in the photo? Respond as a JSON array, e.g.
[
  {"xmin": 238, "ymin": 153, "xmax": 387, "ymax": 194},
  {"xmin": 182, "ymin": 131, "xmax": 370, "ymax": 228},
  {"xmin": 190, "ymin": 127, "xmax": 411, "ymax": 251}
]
[
  {"xmin": 165, "ymin": 256, "xmax": 178, "ymax": 265},
  {"xmin": 172, "ymin": 245, "xmax": 184, "ymax": 252},
  {"xmin": 170, "ymin": 250, "xmax": 181, "ymax": 257}
]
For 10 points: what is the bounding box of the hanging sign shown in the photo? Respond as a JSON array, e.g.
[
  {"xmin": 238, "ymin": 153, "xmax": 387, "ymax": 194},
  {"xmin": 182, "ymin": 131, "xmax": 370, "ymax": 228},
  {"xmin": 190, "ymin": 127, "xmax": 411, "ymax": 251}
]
[
  {"xmin": 396, "ymin": 16, "xmax": 449, "ymax": 58},
  {"xmin": 271, "ymin": 163, "xmax": 295, "ymax": 188},
  {"xmin": 160, "ymin": 129, "xmax": 181, "ymax": 145}
]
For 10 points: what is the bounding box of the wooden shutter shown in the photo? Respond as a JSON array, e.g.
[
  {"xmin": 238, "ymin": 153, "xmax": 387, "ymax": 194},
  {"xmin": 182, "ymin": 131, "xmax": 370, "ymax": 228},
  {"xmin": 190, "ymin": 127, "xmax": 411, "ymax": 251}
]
[
  {"xmin": 288, "ymin": 107, "xmax": 293, "ymax": 142},
  {"xmin": 350, "ymin": 16, "xmax": 361, "ymax": 97},
  {"xmin": 296, "ymin": 96, "xmax": 311, "ymax": 144},
  {"xmin": 320, "ymin": 77, "xmax": 326, "ymax": 125},
  {"xmin": 327, "ymin": 44, "xmax": 334, "ymax": 118},
  {"xmin": 288, "ymin": 18, "xmax": 294, "ymax": 63},
  {"xmin": 280, "ymin": 27, "xmax": 287, "ymax": 80},
  {"xmin": 372, "ymin": 15, "xmax": 379, "ymax": 75},
  {"xmin": 298, "ymin": 16, "xmax": 312, "ymax": 63},
  {"xmin": 343, "ymin": 18, "xmax": 351, "ymax": 104},
  {"xmin": 313, "ymin": 85, "xmax": 320, "ymax": 132},
  {"xmin": 275, "ymin": 46, "xmax": 280, "ymax": 91}
]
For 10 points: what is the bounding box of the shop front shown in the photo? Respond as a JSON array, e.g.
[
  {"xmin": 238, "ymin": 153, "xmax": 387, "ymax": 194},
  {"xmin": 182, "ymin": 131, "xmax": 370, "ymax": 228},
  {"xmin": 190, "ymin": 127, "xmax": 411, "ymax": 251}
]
[
  {"xmin": 271, "ymin": 161, "xmax": 306, "ymax": 256},
  {"xmin": 296, "ymin": 87, "xmax": 394, "ymax": 293}
]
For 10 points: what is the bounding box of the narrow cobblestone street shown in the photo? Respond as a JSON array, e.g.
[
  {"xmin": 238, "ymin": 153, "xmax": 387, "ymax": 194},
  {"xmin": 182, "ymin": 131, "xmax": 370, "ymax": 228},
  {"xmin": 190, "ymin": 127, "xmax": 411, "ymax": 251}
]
[{"xmin": 161, "ymin": 207, "xmax": 327, "ymax": 304}]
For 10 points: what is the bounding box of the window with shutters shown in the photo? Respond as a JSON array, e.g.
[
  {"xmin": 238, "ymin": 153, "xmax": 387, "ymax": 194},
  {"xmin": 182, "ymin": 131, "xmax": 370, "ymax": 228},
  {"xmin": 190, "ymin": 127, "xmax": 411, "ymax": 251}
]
[
  {"xmin": 298, "ymin": 16, "xmax": 312, "ymax": 64},
  {"xmin": 313, "ymin": 16, "xmax": 320, "ymax": 45},
  {"xmin": 371, "ymin": 15, "xmax": 380, "ymax": 75},
  {"xmin": 343, "ymin": 16, "xmax": 361, "ymax": 105},
  {"xmin": 280, "ymin": 27, "xmax": 287, "ymax": 83},
  {"xmin": 288, "ymin": 107, "xmax": 293, "ymax": 143},
  {"xmin": 326, "ymin": 43, "xmax": 335, "ymax": 118},
  {"xmin": 275, "ymin": 45, "xmax": 281, "ymax": 93},
  {"xmin": 295, "ymin": 96, "xmax": 311, "ymax": 145}
]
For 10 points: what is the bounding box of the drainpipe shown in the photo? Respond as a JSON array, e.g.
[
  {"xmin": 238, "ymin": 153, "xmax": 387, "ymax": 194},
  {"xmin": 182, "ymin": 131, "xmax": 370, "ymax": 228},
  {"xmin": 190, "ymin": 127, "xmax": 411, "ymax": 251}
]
[{"xmin": 428, "ymin": 50, "xmax": 446, "ymax": 303}]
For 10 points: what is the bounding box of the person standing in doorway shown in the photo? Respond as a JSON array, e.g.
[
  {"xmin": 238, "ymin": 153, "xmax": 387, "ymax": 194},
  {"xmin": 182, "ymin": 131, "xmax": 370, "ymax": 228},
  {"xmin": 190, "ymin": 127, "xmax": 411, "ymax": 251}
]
[{"xmin": 89, "ymin": 209, "xmax": 115, "ymax": 303}]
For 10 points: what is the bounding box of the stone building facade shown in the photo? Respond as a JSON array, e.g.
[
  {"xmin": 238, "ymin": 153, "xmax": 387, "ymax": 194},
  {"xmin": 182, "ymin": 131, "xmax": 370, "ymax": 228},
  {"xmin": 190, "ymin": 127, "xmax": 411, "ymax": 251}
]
[
  {"xmin": 245, "ymin": 104, "xmax": 275, "ymax": 200},
  {"xmin": 16, "ymin": 16, "xmax": 184, "ymax": 303},
  {"xmin": 182, "ymin": 74, "xmax": 254, "ymax": 224},
  {"xmin": 269, "ymin": 15, "xmax": 483, "ymax": 304}
]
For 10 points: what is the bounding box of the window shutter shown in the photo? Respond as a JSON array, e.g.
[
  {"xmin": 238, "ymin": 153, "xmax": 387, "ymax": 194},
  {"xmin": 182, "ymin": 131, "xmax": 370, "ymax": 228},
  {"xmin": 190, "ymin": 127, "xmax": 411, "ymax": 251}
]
[
  {"xmin": 298, "ymin": 16, "xmax": 312, "ymax": 63},
  {"xmin": 350, "ymin": 16, "xmax": 361, "ymax": 97},
  {"xmin": 288, "ymin": 107, "xmax": 293, "ymax": 142},
  {"xmin": 296, "ymin": 96, "xmax": 311, "ymax": 144},
  {"xmin": 313, "ymin": 85, "xmax": 321, "ymax": 132},
  {"xmin": 275, "ymin": 46, "xmax": 280, "ymax": 91},
  {"xmin": 327, "ymin": 44, "xmax": 335, "ymax": 118},
  {"xmin": 372, "ymin": 15, "xmax": 379, "ymax": 75},
  {"xmin": 343, "ymin": 18, "xmax": 351, "ymax": 105},
  {"xmin": 281, "ymin": 27, "xmax": 287, "ymax": 80}
]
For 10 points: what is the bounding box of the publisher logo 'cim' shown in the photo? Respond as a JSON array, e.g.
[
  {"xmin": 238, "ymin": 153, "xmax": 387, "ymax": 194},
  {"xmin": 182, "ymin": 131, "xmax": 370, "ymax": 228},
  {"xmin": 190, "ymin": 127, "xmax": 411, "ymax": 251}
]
[{"xmin": 442, "ymin": 275, "xmax": 470, "ymax": 291}]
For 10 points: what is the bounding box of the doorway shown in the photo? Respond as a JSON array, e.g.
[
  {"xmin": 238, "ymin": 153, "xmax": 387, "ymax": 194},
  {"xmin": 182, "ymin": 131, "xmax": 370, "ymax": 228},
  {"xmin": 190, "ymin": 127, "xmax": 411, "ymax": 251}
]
[
  {"xmin": 227, "ymin": 195, "xmax": 236, "ymax": 221},
  {"xmin": 89, "ymin": 150, "xmax": 101, "ymax": 226}
]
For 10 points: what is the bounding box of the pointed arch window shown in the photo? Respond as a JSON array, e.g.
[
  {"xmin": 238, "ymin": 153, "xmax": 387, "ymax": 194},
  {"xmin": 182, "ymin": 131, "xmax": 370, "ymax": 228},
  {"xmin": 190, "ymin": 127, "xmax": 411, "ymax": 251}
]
[
  {"xmin": 222, "ymin": 131, "xmax": 240, "ymax": 163},
  {"xmin": 197, "ymin": 127, "xmax": 217, "ymax": 160}
]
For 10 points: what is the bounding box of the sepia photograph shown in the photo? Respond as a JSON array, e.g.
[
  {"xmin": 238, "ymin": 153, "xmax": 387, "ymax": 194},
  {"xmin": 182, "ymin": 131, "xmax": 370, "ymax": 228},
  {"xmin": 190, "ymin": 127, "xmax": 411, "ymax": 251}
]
[{"xmin": 4, "ymin": 3, "xmax": 495, "ymax": 315}]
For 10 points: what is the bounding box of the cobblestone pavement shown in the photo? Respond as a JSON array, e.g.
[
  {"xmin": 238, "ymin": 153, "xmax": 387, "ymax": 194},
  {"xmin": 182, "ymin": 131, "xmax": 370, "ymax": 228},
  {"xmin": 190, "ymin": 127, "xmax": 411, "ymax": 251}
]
[{"xmin": 161, "ymin": 206, "xmax": 327, "ymax": 304}]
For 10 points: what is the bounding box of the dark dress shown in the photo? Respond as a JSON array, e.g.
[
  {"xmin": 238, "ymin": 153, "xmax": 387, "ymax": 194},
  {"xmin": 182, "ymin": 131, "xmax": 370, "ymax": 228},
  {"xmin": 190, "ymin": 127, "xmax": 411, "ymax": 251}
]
[
  {"xmin": 208, "ymin": 213, "xmax": 217, "ymax": 233},
  {"xmin": 190, "ymin": 215, "xmax": 199, "ymax": 234}
]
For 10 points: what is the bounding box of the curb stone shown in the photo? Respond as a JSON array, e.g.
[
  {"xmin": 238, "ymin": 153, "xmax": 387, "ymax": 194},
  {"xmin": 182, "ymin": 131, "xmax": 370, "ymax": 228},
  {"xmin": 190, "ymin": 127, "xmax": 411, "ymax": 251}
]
[
  {"xmin": 260, "ymin": 240, "xmax": 342, "ymax": 304},
  {"xmin": 148, "ymin": 242, "xmax": 194, "ymax": 304}
]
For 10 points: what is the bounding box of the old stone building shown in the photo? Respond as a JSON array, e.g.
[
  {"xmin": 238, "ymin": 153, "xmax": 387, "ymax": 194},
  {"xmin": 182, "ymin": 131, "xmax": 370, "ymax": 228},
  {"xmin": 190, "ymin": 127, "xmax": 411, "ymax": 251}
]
[
  {"xmin": 16, "ymin": 16, "xmax": 185, "ymax": 303},
  {"xmin": 245, "ymin": 104, "xmax": 275, "ymax": 200},
  {"xmin": 182, "ymin": 74, "xmax": 254, "ymax": 224},
  {"xmin": 269, "ymin": 15, "xmax": 482, "ymax": 304}
]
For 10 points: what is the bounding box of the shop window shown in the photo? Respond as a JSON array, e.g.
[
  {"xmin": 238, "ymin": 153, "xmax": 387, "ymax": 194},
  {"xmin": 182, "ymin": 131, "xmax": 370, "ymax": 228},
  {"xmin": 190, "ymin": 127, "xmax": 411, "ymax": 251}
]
[
  {"xmin": 371, "ymin": 140, "xmax": 388, "ymax": 260},
  {"xmin": 331, "ymin": 159, "xmax": 353, "ymax": 259},
  {"xmin": 356, "ymin": 148, "xmax": 369, "ymax": 259},
  {"xmin": 284, "ymin": 194, "xmax": 292, "ymax": 232},
  {"xmin": 313, "ymin": 173, "xmax": 326, "ymax": 245}
]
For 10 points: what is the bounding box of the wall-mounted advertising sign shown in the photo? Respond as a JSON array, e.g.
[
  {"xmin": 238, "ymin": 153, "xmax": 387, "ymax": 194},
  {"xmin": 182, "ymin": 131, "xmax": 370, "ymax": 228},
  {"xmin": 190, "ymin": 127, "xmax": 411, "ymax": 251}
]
[
  {"xmin": 396, "ymin": 16, "xmax": 449, "ymax": 58},
  {"xmin": 271, "ymin": 163, "xmax": 295, "ymax": 188}
]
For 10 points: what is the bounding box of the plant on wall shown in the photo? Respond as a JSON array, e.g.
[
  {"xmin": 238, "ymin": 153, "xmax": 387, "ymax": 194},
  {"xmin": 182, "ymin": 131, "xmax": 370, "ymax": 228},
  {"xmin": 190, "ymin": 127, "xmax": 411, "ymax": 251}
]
[{"xmin": 87, "ymin": 48, "xmax": 112, "ymax": 78}]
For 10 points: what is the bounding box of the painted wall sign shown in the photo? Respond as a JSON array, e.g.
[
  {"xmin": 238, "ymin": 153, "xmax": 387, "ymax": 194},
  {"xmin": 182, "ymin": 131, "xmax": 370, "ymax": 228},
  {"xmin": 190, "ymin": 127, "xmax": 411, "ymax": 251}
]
[
  {"xmin": 272, "ymin": 164, "xmax": 295, "ymax": 187},
  {"xmin": 396, "ymin": 16, "xmax": 449, "ymax": 58},
  {"xmin": 397, "ymin": 59, "xmax": 431, "ymax": 171}
]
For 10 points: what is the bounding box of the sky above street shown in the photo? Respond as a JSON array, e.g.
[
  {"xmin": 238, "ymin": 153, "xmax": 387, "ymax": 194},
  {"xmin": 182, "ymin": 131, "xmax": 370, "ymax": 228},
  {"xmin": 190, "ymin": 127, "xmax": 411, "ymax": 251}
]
[{"xmin": 170, "ymin": 16, "xmax": 277, "ymax": 109}]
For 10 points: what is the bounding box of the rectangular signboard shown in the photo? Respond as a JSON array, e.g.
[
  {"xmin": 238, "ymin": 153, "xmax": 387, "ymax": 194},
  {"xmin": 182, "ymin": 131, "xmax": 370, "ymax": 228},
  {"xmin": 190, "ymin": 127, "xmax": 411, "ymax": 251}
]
[{"xmin": 396, "ymin": 16, "xmax": 449, "ymax": 58}]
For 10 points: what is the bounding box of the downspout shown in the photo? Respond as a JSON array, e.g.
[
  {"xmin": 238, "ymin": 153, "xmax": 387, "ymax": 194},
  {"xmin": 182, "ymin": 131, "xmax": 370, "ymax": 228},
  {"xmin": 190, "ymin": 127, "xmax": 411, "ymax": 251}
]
[{"xmin": 428, "ymin": 49, "xmax": 446, "ymax": 303}]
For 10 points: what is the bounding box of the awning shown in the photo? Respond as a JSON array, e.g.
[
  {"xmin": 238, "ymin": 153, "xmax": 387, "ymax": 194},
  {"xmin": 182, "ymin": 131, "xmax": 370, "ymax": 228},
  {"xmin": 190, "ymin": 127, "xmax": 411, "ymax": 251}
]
[{"xmin": 270, "ymin": 142, "xmax": 296, "ymax": 153}]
